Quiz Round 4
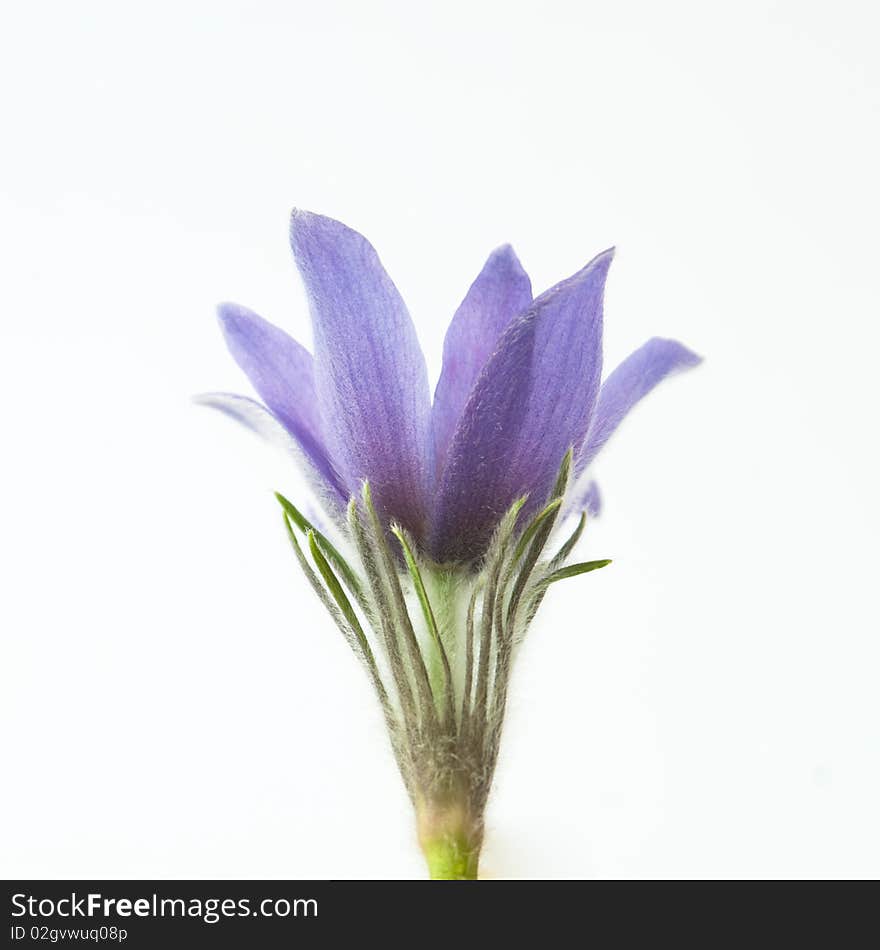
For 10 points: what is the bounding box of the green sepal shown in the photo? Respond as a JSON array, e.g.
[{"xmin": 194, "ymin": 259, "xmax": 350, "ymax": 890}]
[
  {"xmin": 274, "ymin": 491, "xmax": 365, "ymax": 606},
  {"xmin": 359, "ymin": 482, "xmax": 438, "ymax": 734},
  {"xmin": 549, "ymin": 511, "xmax": 587, "ymax": 569},
  {"xmin": 280, "ymin": 513, "xmax": 374, "ymax": 674},
  {"xmin": 512, "ymin": 497, "xmax": 562, "ymax": 563},
  {"xmin": 504, "ymin": 452, "xmax": 572, "ymax": 625},
  {"xmin": 391, "ymin": 524, "xmax": 454, "ymax": 726},
  {"xmin": 390, "ymin": 526, "xmax": 441, "ymax": 651},
  {"xmin": 306, "ymin": 530, "xmax": 378, "ymax": 668},
  {"xmin": 544, "ymin": 558, "xmax": 612, "ymax": 585},
  {"xmin": 281, "ymin": 511, "xmax": 348, "ymax": 634}
]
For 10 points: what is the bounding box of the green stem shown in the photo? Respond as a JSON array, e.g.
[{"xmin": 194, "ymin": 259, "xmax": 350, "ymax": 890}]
[
  {"xmin": 417, "ymin": 799, "xmax": 483, "ymax": 881},
  {"xmin": 421, "ymin": 836, "xmax": 481, "ymax": 880}
]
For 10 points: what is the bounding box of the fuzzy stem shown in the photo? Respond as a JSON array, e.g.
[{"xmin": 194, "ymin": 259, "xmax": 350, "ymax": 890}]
[
  {"xmin": 416, "ymin": 799, "xmax": 483, "ymax": 881},
  {"xmin": 421, "ymin": 836, "xmax": 481, "ymax": 880}
]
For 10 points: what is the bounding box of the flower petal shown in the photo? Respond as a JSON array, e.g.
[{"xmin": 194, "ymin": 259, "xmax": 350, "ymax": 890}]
[
  {"xmin": 432, "ymin": 245, "xmax": 531, "ymax": 474},
  {"xmin": 560, "ymin": 476, "xmax": 602, "ymax": 524},
  {"xmin": 578, "ymin": 479, "xmax": 603, "ymax": 517},
  {"xmin": 216, "ymin": 303, "xmax": 346, "ymax": 497},
  {"xmin": 194, "ymin": 392, "xmax": 347, "ymax": 512},
  {"xmin": 429, "ymin": 249, "xmax": 613, "ymax": 563},
  {"xmin": 289, "ymin": 210, "xmax": 432, "ymax": 536},
  {"xmin": 577, "ymin": 337, "xmax": 702, "ymax": 474}
]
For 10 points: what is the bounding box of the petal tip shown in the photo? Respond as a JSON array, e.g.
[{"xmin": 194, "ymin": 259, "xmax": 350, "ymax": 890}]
[
  {"xmin": 289, "ymin": 207, "xmax": 323, "ymax": 248},
  {"xmin": 216, "ymin": 301, "xmax": 262, "ymax": 342},
  {"xmin": 563, "ymin": 245, "xmax": 615, "ymax": 292},
  {"xmin": 594, "ymin": 245, "xmax": 616, "ymax": 271},
  {"xmin": 488, "ymin": 242, "xmax": 529, "ymax": 280},
  {"xmin": 216, "ymin": 300, "xmax": 240, "ymax": 324},
  {"xmin": 191, "ymin": 391, "xmax": 260, "ymax": 428},
  {"xmin": 648, "ymin": 336, "xmax": 704, "ymax": 368},
  {"xmin": 289, "ymin": 208, "xmax": 364, "ymax": 267},
  {"xmin": 289, "ymin": 206, "xmax": 312, "ymax": 228},
  {"xmin": 489, "ymin": 241, "xmax": 516, "ymax": 260},
  {"xmin": 289, "ymin": 207, "xmax": 345, "ymax": 241}
]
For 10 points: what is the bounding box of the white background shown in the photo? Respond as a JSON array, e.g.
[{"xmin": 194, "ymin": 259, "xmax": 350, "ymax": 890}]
[{"xmin": 2, "ymin": 0, "xmax": 878, "ymax": 879}]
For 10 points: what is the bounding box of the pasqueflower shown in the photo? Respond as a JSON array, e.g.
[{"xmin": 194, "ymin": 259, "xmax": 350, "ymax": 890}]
[{"xmin": 199, "ymin": 210, "xmax": 700, "ymax": 878}]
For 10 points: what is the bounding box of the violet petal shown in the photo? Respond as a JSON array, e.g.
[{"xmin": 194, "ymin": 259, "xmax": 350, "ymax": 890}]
[
  {"xmin": 290, "ymin": 211, "xmax": 433, "ymax": 538},
  {"xmin": 429, "ymin": 249, "xmax": 613, "ymax": 562},
  {"xmin": 194, "ymin": 392, "xmax": 347, "ymax": 511},
  {"xmin": 577, "ymin": 337, "xmax": 702, "ymax": 474},
  {"xmin": 217, "ymin": 303, "xmax": 346, "ymax": 498},
  {"xmin": 432, "ymin": 245, "xmax": 531, "ymax": 474}
]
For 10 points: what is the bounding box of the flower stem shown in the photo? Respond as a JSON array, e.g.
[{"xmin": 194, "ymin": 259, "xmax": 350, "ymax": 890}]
[
  {"xmin": 421, "ymin": 836, "xmax": 481, "ymax": 880},
  {"xmin": 417, "ymin": 799, "xmax": 483, "ymax": 880}
]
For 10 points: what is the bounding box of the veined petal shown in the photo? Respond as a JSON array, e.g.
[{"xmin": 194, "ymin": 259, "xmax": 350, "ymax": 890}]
[
  {"xmin": 577, "ymin": 337, "xmax": 702, "ymax": 474},
  {"xmin": 289, "ymin": 210, "xmax": 432, "ymax": 537},
  {"xmin": 217, "ymin": 303, "xmax": 345, "ymax": 496},
  {"xmin": 432, "ymin": 245, "xmax": 531, "ymax": 474},
  {"xmin": 429, "ymin": 249, "xmax": 613, "ymax": 563},
  {"xmin": 194, "ymin": 392, "xmax": 347, "ymax": 511}
]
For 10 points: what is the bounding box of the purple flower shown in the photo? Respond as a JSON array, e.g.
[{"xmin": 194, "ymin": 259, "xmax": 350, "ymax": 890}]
[
  {"xmin": 201, "ymin": 209, "xmax": 703, "ymax": 879},
  {"xmin": 203, "ymin": 211, "xmax": 700, "ymax": 564}
]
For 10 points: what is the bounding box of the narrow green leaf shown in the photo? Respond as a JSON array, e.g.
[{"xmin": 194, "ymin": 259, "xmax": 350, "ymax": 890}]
[
  {"xmin": 504, "ymin": 450, "xmax": 572, "ymax": 627},
  {"xmin": 281, "ymin": 511, "xmax": 347, "ymax": 633},
  {"xmin": 307, "ymin": 530, "xmax": 371, "ymax": 657},
  {"xmin": 274, "ymin": 491, "xmax": 365, "ymax": 606},
  {"xmin": 275, "ymin": 490, "xmax": 311, "ymax": 533},
  {"xmin": 281, "ymin": 513, "xmax": 404, "ymax": 777},
  {"xmin": 478, "ymin": 494, "xmax": 527, "ymax": 572},
  {"xmin": 346, "ymin": 496, "xmax": 419, "ymax": 741},
  {"xmin": 551, "ymin": 446, "xmax": 574, "ymax": 499},
  {"xmin": 460, "ymin": 580, "xmax": 481, "ymax": 729},
  {"xmin": 390, "ymin": 527, "xmax": 440, "ymax": 652},
  {"xmin": 549, "ymin": 511, "xmax": 587, "ymax": 569},
  {"xmin": 512, "ymin": 497, "xmax": 562, "ymax": 563},
  {"xmin": 306, "ymin": 527, "xmax": 385, "ymax": 685},
  {"xmin": 544, "ymin": 558, "xmax": 612, "ymax": 585},
  {"xmin": 391, "ymin": 525, "xmax": 454, "ymax": 726},
  {"xmin": 468, "ymin": 497, "xmax": 525, "ymax": 749},
  {"xmin": 361, "ymin": 482, "xmax": 438, "ymax": 734}
]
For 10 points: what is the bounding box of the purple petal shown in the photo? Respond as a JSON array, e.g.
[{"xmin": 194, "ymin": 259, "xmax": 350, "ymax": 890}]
[
  {"xmin": 216, "ymin": 303, "xmax": 346, "ymax": 498},
  {"xmin": 194, "ymin": 392, "xmax": 347, "ymax": 512},
  {"xmin": 432, "ymin": 245, "xmax": 531, "ymax": 474},
  {"xmin": 429, "ymin": 249, "xmax": 613, "ymax": 563},
  {"xmin": 577, "ymin": 337, "xmax": 702, "ymax": 474},
  {"xmin": 289, "ymin": 210, "xmax": 432, "ymax": 536},
  {"xmin": 561, "ymin": 476, "xmax": 602, "ymax": 523},
  {"xmin": 579, "ymin": 480, "xmax": 603, "ymax": 517}
]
